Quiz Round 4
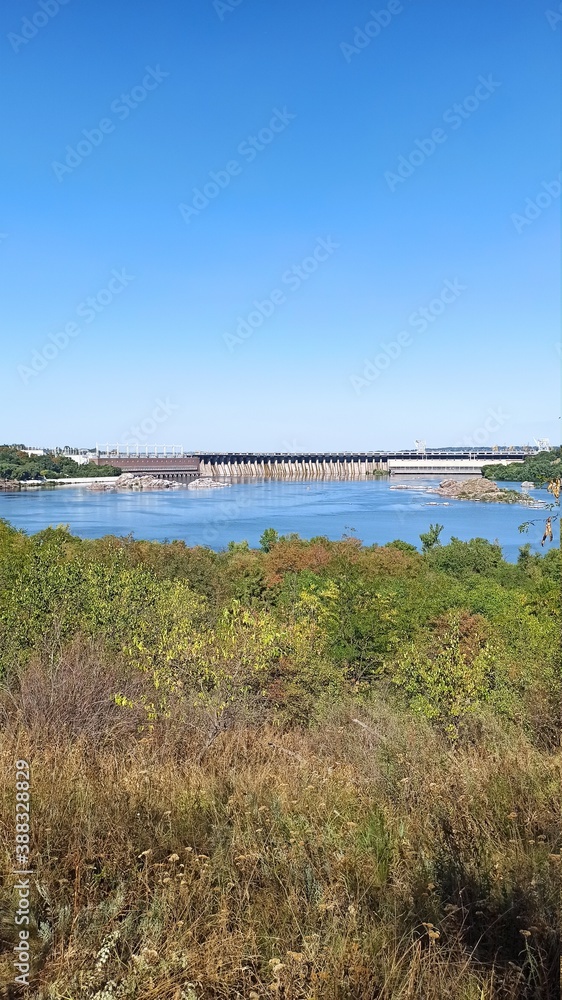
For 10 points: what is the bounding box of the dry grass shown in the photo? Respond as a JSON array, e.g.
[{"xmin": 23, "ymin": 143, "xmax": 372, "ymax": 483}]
[{"xmin": 0, "ymin": 650, "xmax": 559, "ymax": 999}]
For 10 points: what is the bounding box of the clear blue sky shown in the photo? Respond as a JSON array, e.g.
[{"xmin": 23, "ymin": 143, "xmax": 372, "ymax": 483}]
[{"xmin": 1, "ymin": 0, "xmax": 559, "ymax": 451}]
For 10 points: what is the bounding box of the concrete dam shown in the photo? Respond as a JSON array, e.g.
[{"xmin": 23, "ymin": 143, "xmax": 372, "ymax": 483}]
[{"xmin": 91, "ymin": 448, "xmax": 529, "ymax": 480}]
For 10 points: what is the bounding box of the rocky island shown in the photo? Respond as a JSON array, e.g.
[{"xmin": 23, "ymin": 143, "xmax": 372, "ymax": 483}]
[
  {"xmin": 391, "ymin": 477, "xmax": 546, "ymax": 506},
  {"xmin": 88, "ymin": 474, "xmax": 182, "ymax": 491},
  {"xmin": 88, "ymin": 474, "xmax": 230, "ymax": 492},
  {"xmin": 431, "ymin": 478, "xmax": 544, "ymax": 505}
]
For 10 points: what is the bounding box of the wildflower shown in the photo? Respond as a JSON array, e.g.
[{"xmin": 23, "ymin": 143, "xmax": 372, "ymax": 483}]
[{"xmin": 141, "ymin": 948, "xmax": 159, "ymax": 964}]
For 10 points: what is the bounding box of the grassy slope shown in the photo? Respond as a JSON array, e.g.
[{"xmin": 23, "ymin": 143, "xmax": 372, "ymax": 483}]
[{"xmin": 0, "ymin": 525, "xmax": 559, "ymax": 999}]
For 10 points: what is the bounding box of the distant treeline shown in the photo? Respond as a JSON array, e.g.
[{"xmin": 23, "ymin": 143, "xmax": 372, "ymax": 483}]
[
  {"xmin": 482, "ymin": 447, "xmax": 561, "ymax": 483},
  {"xmin": 0, "ymin": 446, "xmax": 120, "ymax": 480}
]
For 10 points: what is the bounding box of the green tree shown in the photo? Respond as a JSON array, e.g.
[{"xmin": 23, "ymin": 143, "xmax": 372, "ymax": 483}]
[
  {"xmin": 260, "ymin": 528, "xmax": 280, "ymax": 552},
  {"xmin": 483, "ymin": 447, "xmax": 561, "ymax": 483},
  {"xmin": 419, "ymin": 523, "xmax": 443, "ymax": 553}
]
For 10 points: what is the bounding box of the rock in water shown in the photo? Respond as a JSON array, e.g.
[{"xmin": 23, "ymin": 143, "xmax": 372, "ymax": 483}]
[
  {"xmin": 88, "ymin": 474, "xmax": 231, "ymax": 492},
  {"xmin": 435, "ymin": 478, "xmax": 502, "ymax": 499},
  {"xmin": 187, "ymin": 477, "xmax": 230, "ymax": 490},
  {"xmin": 432, "ymin": 478, "xmax": 541, "ymax": 505},
  {"xmin": 88, "ymin": 473, "xmax": 184, "ymax": 491}
]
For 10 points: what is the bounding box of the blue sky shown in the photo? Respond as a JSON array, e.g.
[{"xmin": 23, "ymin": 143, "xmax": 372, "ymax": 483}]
[{"xmin": 1, "ymin": 0, "xmax": 559, "ymax": 451}]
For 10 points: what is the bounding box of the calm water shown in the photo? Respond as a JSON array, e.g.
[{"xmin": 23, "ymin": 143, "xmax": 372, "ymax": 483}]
[{"xmin": 0, "ymin": 478, "xmax": 550, "ymax": 562}]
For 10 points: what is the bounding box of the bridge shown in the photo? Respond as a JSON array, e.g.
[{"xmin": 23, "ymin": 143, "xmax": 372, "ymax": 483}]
[{"xmin": 90, "ymin": 446, "xmax": 533, "ymax": 480}]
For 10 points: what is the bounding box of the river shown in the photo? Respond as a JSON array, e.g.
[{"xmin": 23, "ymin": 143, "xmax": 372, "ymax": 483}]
[{"xmin": 0, "ymin": 477, "xmax": 551, "ymax": 562}]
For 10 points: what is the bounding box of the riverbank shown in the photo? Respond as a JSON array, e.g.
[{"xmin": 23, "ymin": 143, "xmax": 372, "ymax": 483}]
[
  {"xmin": 19, "ymin": 476, "xmax": 121, "ymax": 488},
  {"xmin": 1, "ymin": 477, "xmax": 121, "ymax": 490}
]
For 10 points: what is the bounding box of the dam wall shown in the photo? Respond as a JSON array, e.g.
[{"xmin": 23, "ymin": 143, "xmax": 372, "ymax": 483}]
[
  {"xmin": 198, "ymin": 456, "xmax": 389, "ymax": 478},
  {"xmin": 90, "ymin": 448, "xmax": 532, "ymax": 481}
]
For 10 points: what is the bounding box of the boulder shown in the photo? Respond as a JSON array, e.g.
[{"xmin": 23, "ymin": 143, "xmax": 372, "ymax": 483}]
[
  {"xmin": 188, "ymin": 477, "xmax": 230, "ymax": 490},
  {"xmin": 88, "ymin": 473, "xmax": 184, "ymax": 491}
]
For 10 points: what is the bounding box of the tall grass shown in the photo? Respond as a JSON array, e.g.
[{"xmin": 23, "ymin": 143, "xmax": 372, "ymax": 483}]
[{"xmin": 0, "ymin": 646, "xmax": 559, "ymax": 1000}]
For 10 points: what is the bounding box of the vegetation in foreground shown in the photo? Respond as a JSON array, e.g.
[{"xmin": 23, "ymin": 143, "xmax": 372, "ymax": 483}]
[
  {"xmin": 0, "ymin": 520, "xmax": 559, "ymax": 999},
  {"xmin": 0, "ymin": 446, "xmax": 120, "ymax": 481},
  {"xmin": 482, "ymin": 448, "xmax": 561, "ymax": 484}
]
